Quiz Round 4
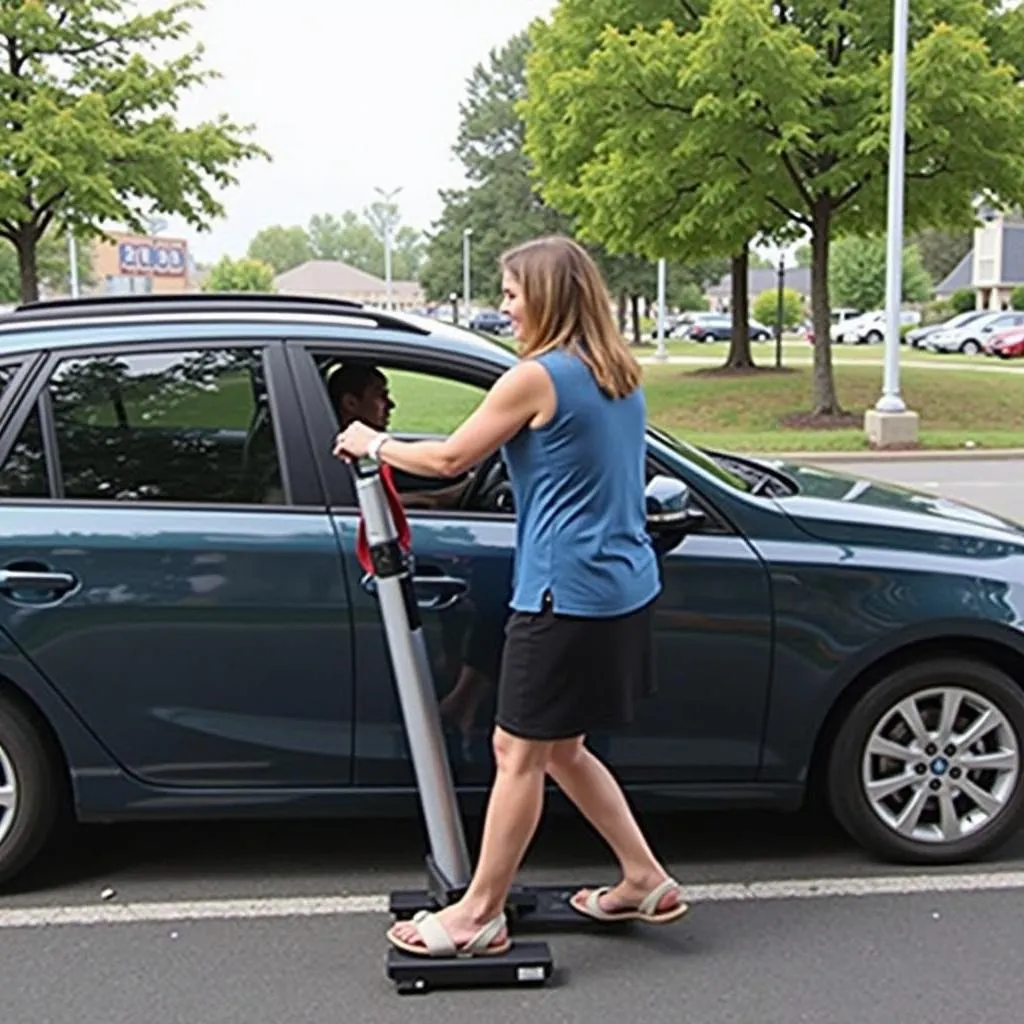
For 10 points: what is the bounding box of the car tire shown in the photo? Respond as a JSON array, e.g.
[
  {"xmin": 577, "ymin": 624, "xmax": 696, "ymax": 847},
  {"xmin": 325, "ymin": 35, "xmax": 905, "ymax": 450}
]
[
  {"xmin": 960, "ymin": 340, "xmax": 981, "ymax": 355},
  {"xmin": 0, "ymin": 694, "xmax": 64, "ymax": 888},
  {"xmin": 865, "ymin": 330, "xmax": 883, "ymax": 344},
  {"xmin": 827, "ymin": 658, "xmax": 1024, "ymax": 865}
]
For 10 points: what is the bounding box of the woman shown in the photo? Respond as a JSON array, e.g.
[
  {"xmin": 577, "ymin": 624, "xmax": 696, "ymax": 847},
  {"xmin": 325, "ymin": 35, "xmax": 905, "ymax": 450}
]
[{"xmin": 334, "ymin": 235, "xmax": 687, "ymax": 959}]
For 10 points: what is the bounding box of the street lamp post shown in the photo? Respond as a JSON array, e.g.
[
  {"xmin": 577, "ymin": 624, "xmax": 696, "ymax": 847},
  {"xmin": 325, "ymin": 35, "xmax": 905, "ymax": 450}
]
[
  {"xmin": 463, "ymin": 228, "xmax": 473, "ymax": 321},
  {"xmin": 866, "ymin": 0, "xmax": 919, "ymax": 446},
  {"xmin": 655, "ymin": 258, "xmax": 667, "ymax": 361},
  {"xmin": 775, "ymin": 250, "xmax": 785, "ymax": 369},
  {"xmin": 374, "ymin": 186, "xmax": 403, "ymax": 309},
  {"xmin": 68, "ymin": 230, "xmax": 79, "ymax": 299}
]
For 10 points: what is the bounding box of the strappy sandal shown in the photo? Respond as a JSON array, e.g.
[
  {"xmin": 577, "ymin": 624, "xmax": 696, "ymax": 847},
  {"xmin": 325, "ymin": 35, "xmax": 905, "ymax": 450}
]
[
  {"xmin": 570, "ymin": 878, "xmax": 690, "ymax": 924},
  {"xmin": 386, "ymin": 909, "xmax": 512, "ymax": 958}
]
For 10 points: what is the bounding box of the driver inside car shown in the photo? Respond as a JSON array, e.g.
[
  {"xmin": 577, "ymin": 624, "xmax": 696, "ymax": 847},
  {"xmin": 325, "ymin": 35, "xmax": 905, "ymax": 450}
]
[{"xmin": 325, "ymin": 361, "xmax": 474, "ymax": 511}]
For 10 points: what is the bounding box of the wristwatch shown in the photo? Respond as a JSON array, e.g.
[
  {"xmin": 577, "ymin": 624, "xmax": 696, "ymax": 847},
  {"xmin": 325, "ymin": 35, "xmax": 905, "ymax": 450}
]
[{"xmin": 367, "ymin": 432, "xmax": 391, "ymax": 464}]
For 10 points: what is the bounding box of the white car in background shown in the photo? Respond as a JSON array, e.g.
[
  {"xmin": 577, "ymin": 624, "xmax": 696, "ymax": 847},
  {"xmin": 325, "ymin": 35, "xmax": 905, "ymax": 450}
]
[
  {"xmin": 926, "ymin": 310, "xmax": 1024, "ymax": 355},
  {"xmin": 830, "ymin": 309, "xmax": 921, "ymax": 344}
]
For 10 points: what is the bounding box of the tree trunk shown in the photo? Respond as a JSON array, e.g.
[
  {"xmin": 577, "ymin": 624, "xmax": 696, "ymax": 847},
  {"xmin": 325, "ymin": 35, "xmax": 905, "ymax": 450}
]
[
  {"xmin": 724, "ymin": 244, "xmax": 753, "ymax": 369},
  {"xmin": 617, "ymin": 292, "xmax": 627, "ymax": 334},
  {"xmin": 16, "ymin": 228, "xmax": 40, "ymax": 305},
  {"xmin": 630, "ymin": 294, "xmax": 641, "ymax": 345},
  {"xmin": 810, "ymin": 198, "xmax": 842, "ymax": 416}
]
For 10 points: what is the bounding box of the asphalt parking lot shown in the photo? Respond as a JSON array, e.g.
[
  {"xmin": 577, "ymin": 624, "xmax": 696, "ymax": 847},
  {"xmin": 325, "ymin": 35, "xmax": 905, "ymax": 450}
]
[{"xmin": 3, "ymin": 454, "xmax": 1024, "ymax": 1023}]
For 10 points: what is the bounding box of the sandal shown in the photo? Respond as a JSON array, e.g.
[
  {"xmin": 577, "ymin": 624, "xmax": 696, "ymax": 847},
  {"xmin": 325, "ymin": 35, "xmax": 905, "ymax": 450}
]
[
  {"xmin": 387, "ymin": 909, "xmax": 512, "ymax": 959},
  {"xmin": 570, "ymin": 878, "xmax": 690, "ymax": 925}
]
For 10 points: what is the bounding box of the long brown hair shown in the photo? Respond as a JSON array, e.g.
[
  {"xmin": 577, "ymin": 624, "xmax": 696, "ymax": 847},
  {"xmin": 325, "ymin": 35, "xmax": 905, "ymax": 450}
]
[{"xmin": 500, "ymin": 235, "xmax": 642, "ymax": 399}]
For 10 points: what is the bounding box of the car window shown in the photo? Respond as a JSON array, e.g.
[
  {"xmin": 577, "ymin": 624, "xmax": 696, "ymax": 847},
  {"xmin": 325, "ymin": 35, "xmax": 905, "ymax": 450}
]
[
  {"xmin": 0, "ymin": 347, "xmax": 285, "ymax": 505},
  {"xmin": 387, "ymin": 369, "xmax": 483, "ymax": 437}
]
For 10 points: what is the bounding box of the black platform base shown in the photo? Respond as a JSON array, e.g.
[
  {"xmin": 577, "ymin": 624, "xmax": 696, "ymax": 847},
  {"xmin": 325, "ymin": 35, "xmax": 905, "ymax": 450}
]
[
  {"xmin": 389, "ymin": 882, "xmax": 606, "ymax": 930},
  {"xmin": 386, "ymin": 941, "xmax": 554, "ymax": 995}
]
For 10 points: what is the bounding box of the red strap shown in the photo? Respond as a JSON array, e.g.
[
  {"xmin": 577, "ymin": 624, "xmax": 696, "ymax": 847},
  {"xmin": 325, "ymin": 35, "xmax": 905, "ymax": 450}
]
[{"xmin": 355, "ymin": 463, "xmax": 412, "ymax": 575}]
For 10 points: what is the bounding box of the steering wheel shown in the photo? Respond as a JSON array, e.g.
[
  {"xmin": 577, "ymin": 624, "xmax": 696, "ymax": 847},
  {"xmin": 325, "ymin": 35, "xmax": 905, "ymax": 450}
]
[{"xmin": 458, "ymin": 449, "xmax": 514, "ymax": 513}]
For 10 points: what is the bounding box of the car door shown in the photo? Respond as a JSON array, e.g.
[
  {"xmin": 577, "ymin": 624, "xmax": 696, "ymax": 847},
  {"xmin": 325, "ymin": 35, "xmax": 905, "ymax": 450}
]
[
  {"xmin": 0, "ymin": 336, "xmax": 356, "ymax": 789},
  {"xmin": 290, "ymin": 340, "xmax": 773, "ymax": 789}
]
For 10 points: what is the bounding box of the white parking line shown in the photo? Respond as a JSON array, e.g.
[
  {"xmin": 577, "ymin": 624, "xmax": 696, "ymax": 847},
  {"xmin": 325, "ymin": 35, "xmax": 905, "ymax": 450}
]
[{"xmin": 4, "ymin": 869, "xmax": 1024, "ymax": 929}]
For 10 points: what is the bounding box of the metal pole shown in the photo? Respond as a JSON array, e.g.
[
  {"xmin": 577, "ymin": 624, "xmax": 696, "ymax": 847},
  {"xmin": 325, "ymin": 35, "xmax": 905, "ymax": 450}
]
[
  {"xmin": 353, "ymin": 470, "xmax": 472, "ymax": 889},
  {"xmin": 67, "ymin": 231, "xmax": 80, "ymax": 298},
  {"xmin": 655, "ymin": 258, "xmax": 667, "ymax": 360},
  {"xmin": 775, "ymin": 252, "xmax": 784, "ymax": 369},
  {"xmin": 463, "ymin": 228, "xmax": 472, "ymax": 321},
  {"xmin": 374, "ymin": 186, "xmax": 403, "ymax": 310},
  {"xmin": 875, "ymin": 0, "xmax": 909, "ymax": 413}
]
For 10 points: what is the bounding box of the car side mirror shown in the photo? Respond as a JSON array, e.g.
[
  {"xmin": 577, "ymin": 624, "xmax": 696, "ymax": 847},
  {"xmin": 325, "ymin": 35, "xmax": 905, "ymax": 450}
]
[{"xmin": 645, "ymin": 475, "xmax": 705, "ymax": 553}]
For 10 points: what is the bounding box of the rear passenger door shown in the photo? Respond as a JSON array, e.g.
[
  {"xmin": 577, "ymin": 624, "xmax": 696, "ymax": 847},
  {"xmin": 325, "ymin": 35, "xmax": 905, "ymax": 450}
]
[{"xmin": 0, "ymin": 338, "xmax": 357, "ymax": 789}]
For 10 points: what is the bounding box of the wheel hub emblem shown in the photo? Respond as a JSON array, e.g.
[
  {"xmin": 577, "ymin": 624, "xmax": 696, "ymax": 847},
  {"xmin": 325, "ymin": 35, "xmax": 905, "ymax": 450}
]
[{"xmin": 930, "ymin": 756, "xmax": 950, "ymax": 776}]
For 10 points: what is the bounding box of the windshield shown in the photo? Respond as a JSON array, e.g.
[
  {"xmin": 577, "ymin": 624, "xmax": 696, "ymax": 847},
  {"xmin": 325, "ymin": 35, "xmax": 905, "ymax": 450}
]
[{"xmin": 646, "ymin": 424, "xmax": 751, "ymax": 492}]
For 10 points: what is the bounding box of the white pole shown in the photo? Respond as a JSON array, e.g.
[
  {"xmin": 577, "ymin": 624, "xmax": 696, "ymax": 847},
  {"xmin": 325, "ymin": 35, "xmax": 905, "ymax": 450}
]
[
  {"xmin": 875, "ymin": 0, "xmax": 909, "ymax": 414},
  {"xmin": 374, "ymin": 186, "xmax": 402, "ymax": 310},
  {"xmin": 67, "ymin": 231, "xmax": 79, "ymax": 298},
  {"xmin": 655, "ymin": 258, "xmax": 667, "ymax": 360},
  {"xmin": 463, "ymin": 228, "xmax": 473, "ymax": 320}
]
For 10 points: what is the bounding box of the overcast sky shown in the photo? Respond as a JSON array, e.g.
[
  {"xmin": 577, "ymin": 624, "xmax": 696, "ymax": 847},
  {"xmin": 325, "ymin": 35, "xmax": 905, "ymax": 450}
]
[{"xmin": 157, "ymin": 0, "xmax": 556, "ymax": 263}]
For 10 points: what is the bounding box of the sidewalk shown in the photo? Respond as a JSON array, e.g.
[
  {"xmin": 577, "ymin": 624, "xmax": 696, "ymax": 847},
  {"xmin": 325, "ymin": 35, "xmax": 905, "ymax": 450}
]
[
  {"xmin": 761, "ymin": 448, "xmax": 1024, "ymax": 464},
  {"xmin": 638, "ymin": 354, "xmax": 1024, "ymax": 375}
]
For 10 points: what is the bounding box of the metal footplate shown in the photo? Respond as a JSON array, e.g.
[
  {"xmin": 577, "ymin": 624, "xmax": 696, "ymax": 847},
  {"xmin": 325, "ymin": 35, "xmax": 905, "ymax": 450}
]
[{"xmin": 350, "ymin": 461, "xmax": 556, "ymax": 993}]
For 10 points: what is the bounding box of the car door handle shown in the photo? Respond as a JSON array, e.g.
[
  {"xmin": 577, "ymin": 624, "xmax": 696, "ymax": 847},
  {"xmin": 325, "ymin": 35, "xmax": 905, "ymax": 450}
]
[
  {"xmin": 0, "ymin": 569, "xmax": 78, "ymax": 593},
  {"xmin": 412, "ymin": 575, "xmax": 469, "ymax": 611},
  {"xmin": 359, "ymin": 573, "xmax": 469, "ymax": 611}
]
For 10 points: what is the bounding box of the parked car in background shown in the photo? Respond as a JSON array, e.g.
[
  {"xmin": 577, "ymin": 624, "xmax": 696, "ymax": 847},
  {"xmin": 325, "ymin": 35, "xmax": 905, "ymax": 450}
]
[
  {"xmin": 906, "ymin": 310, "xmax": 990, "ymax": 349},
  {"xmin": 984, "ymin": 326, "xmax": 1024, "ymax": 360},
  {"xmin": 831, "ymin": 309, "xmax": 922, "ymax": 345},
  {"xmin": 468, "ymin": 310, "xmax": 512, "ymax": 336},
  {"xmin": 927, "ymin": 311, "xmax": 1024, "ymax": 355},
  {"xmin": 686, "ymin": 313, "xmax": 772, "ymax": 342},
  {"xmin": 0, "ymin": 293, "xmax": 1023, "ymax": 891}
]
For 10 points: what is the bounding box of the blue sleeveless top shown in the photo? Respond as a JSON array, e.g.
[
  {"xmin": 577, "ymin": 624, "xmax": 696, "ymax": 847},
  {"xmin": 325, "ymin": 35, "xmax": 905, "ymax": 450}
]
[{"xmin": 500, "ymin": 347, "xmax": 661, "ymax": 617}]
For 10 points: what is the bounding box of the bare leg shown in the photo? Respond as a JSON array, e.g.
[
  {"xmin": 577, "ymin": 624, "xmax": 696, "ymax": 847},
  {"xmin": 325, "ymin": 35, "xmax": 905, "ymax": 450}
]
[
  {"xmin": 547, "ymin": 737, "xmax": 683, "ymax": 914},
  {"xmin": 388, "ymin": 726, "xmax": 551, "ymax": 951}
]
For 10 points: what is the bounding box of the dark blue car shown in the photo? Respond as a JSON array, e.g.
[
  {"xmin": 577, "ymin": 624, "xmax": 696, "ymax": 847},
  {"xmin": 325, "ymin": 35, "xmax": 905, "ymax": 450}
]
[{"xmin": 0, "ymin": 293, "xmax": 1022, "ymax": 890}]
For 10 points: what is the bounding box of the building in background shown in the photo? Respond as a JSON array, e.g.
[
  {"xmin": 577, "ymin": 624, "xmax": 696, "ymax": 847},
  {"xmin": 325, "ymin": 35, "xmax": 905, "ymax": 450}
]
[
  {"xmin": 936, "ymin": 209, "xmax": 1024, "ymax": 310},
  {"xmin": 274, "ymin": 260, "xmax": 424, "ymax": 309},
  {"xmin": 91, "ymin": 230, "xmax": 192, "ymax": 295}
]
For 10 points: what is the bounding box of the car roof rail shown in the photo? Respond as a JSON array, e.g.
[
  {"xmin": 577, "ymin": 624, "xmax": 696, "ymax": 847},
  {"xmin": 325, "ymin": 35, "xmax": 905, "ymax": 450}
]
[{"xmin": 8, "ymin": 292, "xmax": 431, "ymax": 334}]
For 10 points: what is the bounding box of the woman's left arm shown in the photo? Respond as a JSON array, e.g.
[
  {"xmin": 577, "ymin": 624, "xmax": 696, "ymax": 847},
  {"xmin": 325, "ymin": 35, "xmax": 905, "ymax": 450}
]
[{"xmin": 334, "ymin": 361, "xmax": 548, "ymax": 478}]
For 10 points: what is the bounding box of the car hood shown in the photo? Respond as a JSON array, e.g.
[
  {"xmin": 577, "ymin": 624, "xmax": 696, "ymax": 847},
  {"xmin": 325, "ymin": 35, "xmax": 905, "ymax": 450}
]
[{"xmin": 763, "ymin": 460, "xmax": 1024, "ymax": 554}]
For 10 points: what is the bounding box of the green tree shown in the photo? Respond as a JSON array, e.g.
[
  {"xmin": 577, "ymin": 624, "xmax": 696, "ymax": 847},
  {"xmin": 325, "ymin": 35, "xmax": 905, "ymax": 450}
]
[
  {"xmin": 523, "ymin": 0, "xmax": 1024, "ymax": 414},
  {"xmin": 753, "ymin": 287, "xmax": 803, "ymax": 331},
  {"xmin": 0, "ymin": 0, "xmax": 266, "ymax": 304},
  {"xmin": 1012, "ymin": 286, "xmax": 1024, "ymax": 311},
  {"xmin": 0, "ymin": 231, "xmax": 94, "ymax": 303},
  {"xmin": 202, "ymin": 256, "xmax": 275, "ymax": 293},
  {"xmin": 247, "ymin": 226, "xmax": 312, "ymax": 274},
  {"xmin": 522, "ymin": 1, "xmax": 799, "ymax": 372},
  {"xmin": 829, "ymin": 236, "xmax": 933, "ymax": 311},
  {"xmin": 420, "ymin": 32, "xmax": 572, "ymax": 306},
  {"xmin": 951, "ymin": 288, "xmax": 977, "ymax": 313},
  {"xmin": 910, "ymin": 229, "xmax": 973, "ymax": 285},
  {"xmin": 304, "ymin": 209, "xmax": 423, "ymax": 280},
  {"xmin": 672, "ymin": 282, "xmax": 710, "ymax": 312}
]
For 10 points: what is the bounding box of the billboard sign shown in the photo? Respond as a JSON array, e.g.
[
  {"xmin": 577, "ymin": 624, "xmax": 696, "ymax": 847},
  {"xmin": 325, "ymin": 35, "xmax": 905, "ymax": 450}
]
[{"xmin": 118, "ymin": 238, "xmax": 188, "ymax": 277}]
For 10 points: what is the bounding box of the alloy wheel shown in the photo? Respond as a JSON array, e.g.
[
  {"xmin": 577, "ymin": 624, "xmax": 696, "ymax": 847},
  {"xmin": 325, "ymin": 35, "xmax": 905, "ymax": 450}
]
[
  {"xmin": 0, "ymin": 738, "xmax": 18, "ymax": 849},
  {"xmin": 861, "ymin": 685, "xmax": 1020, "ymax": 844}
]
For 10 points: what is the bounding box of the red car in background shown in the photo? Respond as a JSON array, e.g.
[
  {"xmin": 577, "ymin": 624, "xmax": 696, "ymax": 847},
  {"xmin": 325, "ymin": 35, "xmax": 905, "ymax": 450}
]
[{"xmin": 984, "ymin": 326, "xmax": 1024, "ymax": 359}]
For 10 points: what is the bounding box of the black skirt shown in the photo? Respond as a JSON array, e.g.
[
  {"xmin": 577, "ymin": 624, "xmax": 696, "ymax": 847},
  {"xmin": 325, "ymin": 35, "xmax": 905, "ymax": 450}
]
[{"xmin": 495, "ymin": 595, "xmax": 657, "ymax": 741}]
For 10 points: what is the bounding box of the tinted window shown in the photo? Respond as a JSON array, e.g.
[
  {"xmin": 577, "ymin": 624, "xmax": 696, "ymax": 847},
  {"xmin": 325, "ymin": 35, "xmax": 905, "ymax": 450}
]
[
  {"xmin": 0, "ymin": 402, "xmax": 46, "ymax": 498},
  {"xmin": 0, "ymin": 347, "xmax": 284, "ymax": 504}
]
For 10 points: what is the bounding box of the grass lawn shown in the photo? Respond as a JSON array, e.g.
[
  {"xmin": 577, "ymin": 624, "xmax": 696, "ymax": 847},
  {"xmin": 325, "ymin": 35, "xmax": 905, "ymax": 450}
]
[
  {"xmin": 654, "ymin": 339, "xmax": 950, "ymax": 363},
  {"xmin": 66, "ymin": 356, "xmax": 1024, "ymax": 456},
  {"xmin": 642, "ymin": 363, "xmax": 1024, "ymax": 453}
]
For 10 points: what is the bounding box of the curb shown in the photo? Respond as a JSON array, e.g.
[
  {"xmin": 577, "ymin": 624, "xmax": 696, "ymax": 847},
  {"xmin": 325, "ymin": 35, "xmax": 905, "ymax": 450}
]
[{"xmin": 751, "ymin": 448, "xmax": 1024, "ymax": 464}]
